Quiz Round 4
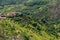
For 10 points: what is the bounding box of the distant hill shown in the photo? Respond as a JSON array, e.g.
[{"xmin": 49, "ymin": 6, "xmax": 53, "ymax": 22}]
[{"xmin": 0, "ymin": 0, "xmax": 26, "ymax": 5}]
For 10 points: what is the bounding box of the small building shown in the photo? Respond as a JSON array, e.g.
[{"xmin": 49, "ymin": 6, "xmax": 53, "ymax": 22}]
[{"xmin": 0, "ymin": 14, "xmax": 6, "ymax": 20}]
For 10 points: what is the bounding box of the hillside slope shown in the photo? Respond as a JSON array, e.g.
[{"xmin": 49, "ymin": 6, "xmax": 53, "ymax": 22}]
[{"xmin": 0, "ymin": 0, "xmax": 60, "ymax": 40}]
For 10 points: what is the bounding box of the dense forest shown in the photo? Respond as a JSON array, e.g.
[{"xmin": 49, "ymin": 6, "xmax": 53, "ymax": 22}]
[{"xmin": 0, "ymin": 0, "xmax": 60, "ymax": 40}]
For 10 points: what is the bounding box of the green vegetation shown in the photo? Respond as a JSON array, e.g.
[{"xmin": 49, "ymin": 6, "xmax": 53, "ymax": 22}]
[{"xmin": 0, "ymin": 0, "xmax": 60, "ymax": 40}]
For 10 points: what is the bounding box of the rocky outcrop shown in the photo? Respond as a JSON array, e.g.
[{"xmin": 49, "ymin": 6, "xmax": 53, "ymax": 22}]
[{"xmin": 7, "ymin": 12, "xmax": 23, "ymax": 18}]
